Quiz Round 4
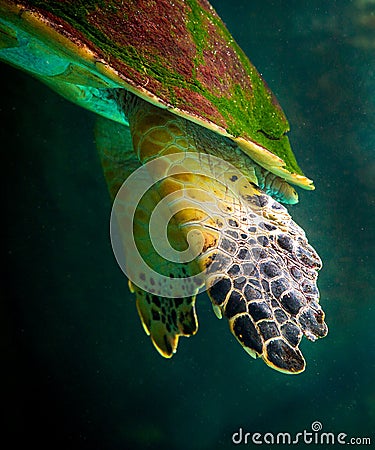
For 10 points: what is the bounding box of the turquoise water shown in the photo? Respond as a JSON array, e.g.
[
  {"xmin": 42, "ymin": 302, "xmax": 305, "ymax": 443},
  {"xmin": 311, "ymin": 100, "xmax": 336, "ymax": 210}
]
[{"xmin": 1, "ymin": 0, "xmax": 374, "ymax": 448}]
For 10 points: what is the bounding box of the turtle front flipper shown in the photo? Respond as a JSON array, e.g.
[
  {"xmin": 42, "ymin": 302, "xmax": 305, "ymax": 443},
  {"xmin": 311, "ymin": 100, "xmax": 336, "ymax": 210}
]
[
  {"xmin": 115, "ymin": 94, "xmax": 327, "ymax": 372},
  {"xmin": 202, "ymin": 182, "xmax": 328, "ymax": 374}
]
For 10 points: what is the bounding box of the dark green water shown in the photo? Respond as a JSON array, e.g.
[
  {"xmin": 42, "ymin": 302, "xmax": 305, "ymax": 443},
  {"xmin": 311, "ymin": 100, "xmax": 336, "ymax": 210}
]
[{"xmin": 1, "ymin": 0, "xmax": 374, "ymax": 449}]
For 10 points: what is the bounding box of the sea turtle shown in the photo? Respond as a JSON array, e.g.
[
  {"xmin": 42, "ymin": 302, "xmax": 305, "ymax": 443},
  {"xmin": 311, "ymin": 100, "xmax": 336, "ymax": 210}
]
[{"xmin": 0, "ymin": 0, "xmax": 328, "ymax": 373}]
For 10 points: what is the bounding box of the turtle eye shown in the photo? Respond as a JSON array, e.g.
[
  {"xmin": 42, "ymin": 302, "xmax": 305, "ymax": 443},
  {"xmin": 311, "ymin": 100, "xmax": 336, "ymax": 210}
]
[{"xmin": 257, "ymin": 129, "xmax": 282, "ymax": 141}]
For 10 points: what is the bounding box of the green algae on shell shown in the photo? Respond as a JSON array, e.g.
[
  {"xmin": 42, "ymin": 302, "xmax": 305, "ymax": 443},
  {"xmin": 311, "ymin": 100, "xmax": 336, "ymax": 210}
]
[{"xmin": 0, "ymin": 0, "xmax": 313, "ymax": 188}]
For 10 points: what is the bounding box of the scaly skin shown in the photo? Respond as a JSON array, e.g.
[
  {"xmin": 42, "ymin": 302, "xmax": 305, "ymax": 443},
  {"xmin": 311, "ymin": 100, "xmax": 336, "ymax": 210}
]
[{"xmin": 101, "ymin": 93, "xmax": 328, "ymax": 373}]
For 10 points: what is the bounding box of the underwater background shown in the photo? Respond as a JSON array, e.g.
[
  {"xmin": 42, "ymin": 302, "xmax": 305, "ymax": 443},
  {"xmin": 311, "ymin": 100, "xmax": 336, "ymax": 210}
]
[{"xmin": 1, "ymin": 0, "xmax": 374, "ymax": 448}]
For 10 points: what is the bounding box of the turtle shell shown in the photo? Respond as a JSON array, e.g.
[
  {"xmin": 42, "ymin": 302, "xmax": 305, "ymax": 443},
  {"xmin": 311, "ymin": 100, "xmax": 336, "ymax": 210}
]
[{"xmin": 0, "ymin": 0, "xmax": 313, "ymax": 188}]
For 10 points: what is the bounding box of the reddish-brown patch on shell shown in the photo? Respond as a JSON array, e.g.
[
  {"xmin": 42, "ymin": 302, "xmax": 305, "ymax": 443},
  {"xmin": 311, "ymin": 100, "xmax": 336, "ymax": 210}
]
[
  {"xmin": 173, "ymin": 85, "xmax": 226, "ymax": 125},
  {"xmin": 196, "ymin": 16, "xmax": 252, "ymax": 98},
  {"xmin": 87, "ymin": 0, "xmax": 196, "ymax": 81}
]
